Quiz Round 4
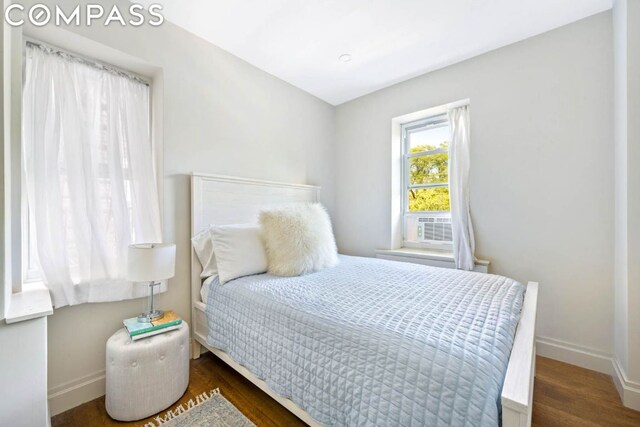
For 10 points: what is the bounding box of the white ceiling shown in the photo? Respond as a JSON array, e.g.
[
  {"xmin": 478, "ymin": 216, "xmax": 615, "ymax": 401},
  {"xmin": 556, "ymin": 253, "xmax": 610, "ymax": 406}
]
[{"xmin": 139, "ymin": 0, "xmax": 612, "ymax": 105}]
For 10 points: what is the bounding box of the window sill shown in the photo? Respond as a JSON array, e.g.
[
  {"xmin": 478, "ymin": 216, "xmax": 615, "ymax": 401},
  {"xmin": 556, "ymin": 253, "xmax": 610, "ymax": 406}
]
[
  {"xmin": 5, "ymin": 282, "xmax": 53, "ymax": 324},
  {"xmin": 375, "ymin": 248, "xmax": 490, "ymax": 272}
]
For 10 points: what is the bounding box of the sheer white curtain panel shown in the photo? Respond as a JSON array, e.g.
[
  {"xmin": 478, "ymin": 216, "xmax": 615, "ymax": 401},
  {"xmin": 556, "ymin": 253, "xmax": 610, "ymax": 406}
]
[
  {"xmin": 448, "ymin": 105, "xmax": 475, "ymax": 271},
  {"xmin": 22, "ymin": 44, "xmax": 162, "ymax": 307}
]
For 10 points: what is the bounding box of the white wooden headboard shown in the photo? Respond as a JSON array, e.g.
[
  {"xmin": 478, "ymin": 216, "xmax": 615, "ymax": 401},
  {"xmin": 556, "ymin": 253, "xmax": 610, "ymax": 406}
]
[
  {"xmin": 190, "ymin": 173, "xmax": 320, "ymax": 339},
  {"xmin": 191, "ymin": 173, "xmax": 320, "ymax": 236}
]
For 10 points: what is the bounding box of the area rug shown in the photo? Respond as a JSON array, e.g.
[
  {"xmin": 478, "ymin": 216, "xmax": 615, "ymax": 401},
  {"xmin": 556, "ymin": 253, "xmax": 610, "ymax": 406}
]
[{"xmin": 141, "ymin": 389, "xmax": 255, "ymax": 427}]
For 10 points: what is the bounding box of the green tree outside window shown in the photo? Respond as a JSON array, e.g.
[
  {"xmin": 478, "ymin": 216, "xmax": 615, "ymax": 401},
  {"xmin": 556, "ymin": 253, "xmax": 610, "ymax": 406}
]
[{"xmin": 408, "ymin": 142, "xmax": 450, "ymax": 212}]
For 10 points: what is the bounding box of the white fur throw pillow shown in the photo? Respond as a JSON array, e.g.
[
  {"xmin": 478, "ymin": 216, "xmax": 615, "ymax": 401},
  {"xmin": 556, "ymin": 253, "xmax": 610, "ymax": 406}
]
[{"xmin": 259, "ymin": 203, "xmax": 338, "ymax": 276}]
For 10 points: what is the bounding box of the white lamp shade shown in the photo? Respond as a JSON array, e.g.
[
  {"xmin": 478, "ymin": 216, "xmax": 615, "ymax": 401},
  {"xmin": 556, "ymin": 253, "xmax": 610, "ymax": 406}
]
[{"xmin": 127, "ymin": 243, "xmax": 176, "ymax": 282}]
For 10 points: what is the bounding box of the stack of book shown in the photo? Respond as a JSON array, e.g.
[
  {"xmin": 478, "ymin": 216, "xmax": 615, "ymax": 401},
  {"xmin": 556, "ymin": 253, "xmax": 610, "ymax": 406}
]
[{"xmin": 123, "ymin": 310, "xmax": 183, "ymax": 341}]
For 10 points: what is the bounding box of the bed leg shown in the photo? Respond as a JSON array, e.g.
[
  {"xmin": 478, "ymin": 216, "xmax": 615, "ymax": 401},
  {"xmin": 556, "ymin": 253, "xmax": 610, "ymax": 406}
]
[{"xmin": 192, "ymin": 339, "xmax": 202, "ymax": 359}]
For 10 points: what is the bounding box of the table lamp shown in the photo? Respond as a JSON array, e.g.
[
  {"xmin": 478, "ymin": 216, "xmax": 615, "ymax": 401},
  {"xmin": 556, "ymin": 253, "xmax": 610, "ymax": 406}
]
[{"xmin": 127, "ymin": 243, "xmax": 176, "ymax": 323}]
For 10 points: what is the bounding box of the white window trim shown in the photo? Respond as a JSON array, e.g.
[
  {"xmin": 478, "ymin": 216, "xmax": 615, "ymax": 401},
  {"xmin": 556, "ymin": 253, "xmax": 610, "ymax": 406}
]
[
  {"xmin": 388, "ymin": 100, "xmax": 469, "ymax": 254},
  {"xmin": 401, "ymin": 114, "xmax": 450, "ymax": 212},
  {"xmin": 3, "ymin": 24, "xmax": 164, "ymax": 320},
  {"xmin": 401, "ymin": 113, "xmax": 453, "ymax": 250},
  {"xmin": 2, "ymin": 24, "xmax": 52, "ymax": 321}
]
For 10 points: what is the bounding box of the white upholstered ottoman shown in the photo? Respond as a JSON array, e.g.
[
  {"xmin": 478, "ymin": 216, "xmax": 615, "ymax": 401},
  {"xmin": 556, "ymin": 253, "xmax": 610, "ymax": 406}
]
[{"xmin": 106, "ymin": 323, "xmax": 190, "ymax": 421}]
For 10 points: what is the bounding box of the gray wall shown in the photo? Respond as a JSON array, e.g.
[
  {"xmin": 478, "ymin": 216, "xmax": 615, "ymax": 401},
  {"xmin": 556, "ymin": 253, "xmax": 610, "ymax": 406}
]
[
  {"xmin": 13, "ymin": 0, "xmax": 335, "ymax": 413},
  {"xmin": 334, "ymin": 12, "xmax": 614, "ymax": 358}
]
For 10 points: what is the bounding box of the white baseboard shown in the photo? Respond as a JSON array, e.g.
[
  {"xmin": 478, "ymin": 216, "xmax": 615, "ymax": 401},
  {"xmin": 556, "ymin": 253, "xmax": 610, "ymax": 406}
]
[
  {"xmin": 536, "ymin": 336, "xmax": 613, "ymax": 375},
  {"xmin": 47, "ymin": 340, "xmax": 202, "ymax": 417},
  {"xmin": 48, "ymin": 370, "xmax": 106, "ymax": 417},
  {"xmin": 45, "ymin": 337, "xmax": 640, "ymax": 416},
  {"xmin": 612, "ymin": 358, "xmax": 640, "ymax": 411},
  {"xmin": 534, "ymin": 336, "xmax": 640, "ymax": 410}
]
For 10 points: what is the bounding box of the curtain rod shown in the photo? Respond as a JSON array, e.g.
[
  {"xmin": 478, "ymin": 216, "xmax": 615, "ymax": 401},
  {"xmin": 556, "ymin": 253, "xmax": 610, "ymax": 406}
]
[{"xmin": 25, "ymin": 40, "xmax": 150, "ymax": 87}]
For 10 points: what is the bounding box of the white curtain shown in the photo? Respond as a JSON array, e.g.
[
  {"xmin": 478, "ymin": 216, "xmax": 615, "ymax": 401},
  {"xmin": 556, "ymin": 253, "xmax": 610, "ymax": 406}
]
[
  {"xmin": 448, "ymin": 105, "xmax": 475, "ymax": 271},
  {"xmin": 22, "ymin": 43, "xmax": 162, "ymax": 308}
]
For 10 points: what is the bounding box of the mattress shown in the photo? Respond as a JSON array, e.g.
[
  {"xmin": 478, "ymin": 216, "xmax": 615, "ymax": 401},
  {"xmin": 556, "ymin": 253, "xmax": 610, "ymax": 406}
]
[{"xmin": 205, "ymin": 255, "xmax": 524, "ymax": 426}]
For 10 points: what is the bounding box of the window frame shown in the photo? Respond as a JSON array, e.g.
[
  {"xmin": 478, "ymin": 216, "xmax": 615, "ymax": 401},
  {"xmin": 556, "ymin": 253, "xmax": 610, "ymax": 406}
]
[
  {"xmin": 401, "ymin": 113, "xmax": 453, "ymax": 250},
  {"xmin": 22, "ymin": 193, "xmax": 40, "ymax": 283}
]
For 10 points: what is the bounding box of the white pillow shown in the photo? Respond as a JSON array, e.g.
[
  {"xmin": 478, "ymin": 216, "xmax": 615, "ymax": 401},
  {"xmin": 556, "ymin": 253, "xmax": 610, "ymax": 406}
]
[
  {"xmin": 191, "ymin": 228, "xmax": 217, "ymax": 279},
  {"xmin": 210, "ymin": 224, "xmax": 268, "ymax": 284},
  {"xmin": 259, "ymin": 203, "xmax": 338, "ymax": 277}
]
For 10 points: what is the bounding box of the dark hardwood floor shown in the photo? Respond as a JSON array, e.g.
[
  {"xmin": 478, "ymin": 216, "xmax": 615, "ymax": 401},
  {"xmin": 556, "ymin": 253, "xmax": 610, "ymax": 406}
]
[{"xmin": 52, "ymin": 354, "xmax": 640, "ymax": 426}]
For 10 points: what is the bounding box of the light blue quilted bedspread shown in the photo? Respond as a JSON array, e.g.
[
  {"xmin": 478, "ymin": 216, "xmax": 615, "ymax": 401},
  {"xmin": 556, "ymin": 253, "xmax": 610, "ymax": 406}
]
[{"xmin": 205, "ymin": 255, "xmax": 524, "ymax": 426}]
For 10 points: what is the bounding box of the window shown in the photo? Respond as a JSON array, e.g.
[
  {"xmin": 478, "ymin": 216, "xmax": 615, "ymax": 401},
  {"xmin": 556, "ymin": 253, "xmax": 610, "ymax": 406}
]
[
  {"xmin": 22, "ymin": 40, "xmax": 162, "ymax": 307},
  {"xmin": 23, "ymin": 202, "xmax": 40, "ymax": 282},
  {"xmin": 402, "ymin": 113, "xmax": 452, "ymax": 249}
]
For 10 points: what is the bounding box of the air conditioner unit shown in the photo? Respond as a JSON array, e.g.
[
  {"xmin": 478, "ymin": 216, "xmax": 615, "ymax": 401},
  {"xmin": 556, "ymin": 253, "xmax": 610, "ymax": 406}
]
[{"xmin": 417, "ymin": 216, "xmax": 452, "ymax": 242}]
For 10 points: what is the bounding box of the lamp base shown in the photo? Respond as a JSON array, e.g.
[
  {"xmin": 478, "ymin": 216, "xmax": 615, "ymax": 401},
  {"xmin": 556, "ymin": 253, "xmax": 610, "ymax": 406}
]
[{"xmin": 137, "ymin": 310, "xmax": 164, "ymax": 323}]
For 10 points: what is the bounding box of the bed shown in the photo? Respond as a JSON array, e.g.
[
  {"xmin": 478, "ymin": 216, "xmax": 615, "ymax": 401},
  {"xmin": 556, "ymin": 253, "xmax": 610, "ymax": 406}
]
[{"xmin": 190, "ymin": 173, "xmax": 538, "ymax": 427}]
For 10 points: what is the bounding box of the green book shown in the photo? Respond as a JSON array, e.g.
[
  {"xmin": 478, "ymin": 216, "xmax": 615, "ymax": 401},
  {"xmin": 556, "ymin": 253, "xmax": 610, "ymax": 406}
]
[
  {"xmin": 130, "ymin": 325, "xmax": 181, "ymax": 341},
  {"xmin": 123, "ymin": 310, "xmax": 182, "ymax": 337}
]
